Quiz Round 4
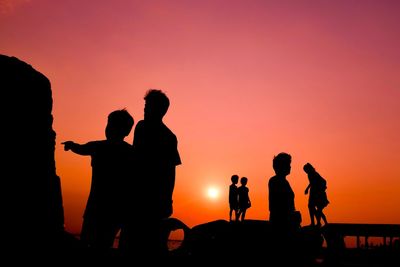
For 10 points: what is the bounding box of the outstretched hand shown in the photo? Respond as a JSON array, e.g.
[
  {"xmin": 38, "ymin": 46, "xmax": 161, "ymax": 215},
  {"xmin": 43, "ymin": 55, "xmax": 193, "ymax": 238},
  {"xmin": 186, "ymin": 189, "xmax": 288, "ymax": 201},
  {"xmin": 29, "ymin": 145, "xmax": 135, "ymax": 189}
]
[{"xmin": 61, "ymin": 141, "xmax": 74, "ymax": 151}]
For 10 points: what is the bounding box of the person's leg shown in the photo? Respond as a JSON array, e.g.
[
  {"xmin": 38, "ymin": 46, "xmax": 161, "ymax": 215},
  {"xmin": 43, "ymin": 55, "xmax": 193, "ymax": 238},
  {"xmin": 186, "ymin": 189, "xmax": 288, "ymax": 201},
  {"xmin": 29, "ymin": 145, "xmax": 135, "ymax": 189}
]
[
  {"xmin": 241, "ymin": 209, "xmax": 247, "ymax": 221},
  {"xmin": 237, "ymin": 209, "xmax": 242, "ymax": 222},
  {"xmin": 320, "ymin": 209, "xmax": 328, "ymax": 225},
  {"xmin": 229, "ymin": 208, "xmax": 233, "ymax": 221},
  {"xmin": 315, "ymin": 208, "xmax": 322, "ymax": 227},
  {"xmin": 308, "ymin": 204, "xmax": 315, "ymax": 226}
]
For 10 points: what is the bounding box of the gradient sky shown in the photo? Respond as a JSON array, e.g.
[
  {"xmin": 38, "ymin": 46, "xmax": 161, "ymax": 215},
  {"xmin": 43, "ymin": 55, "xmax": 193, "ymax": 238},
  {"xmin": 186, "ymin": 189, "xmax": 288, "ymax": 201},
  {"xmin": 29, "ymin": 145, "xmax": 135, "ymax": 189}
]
[{"xmin": 1, "ymin": 0, "xmax": 399, "ymax": 235}]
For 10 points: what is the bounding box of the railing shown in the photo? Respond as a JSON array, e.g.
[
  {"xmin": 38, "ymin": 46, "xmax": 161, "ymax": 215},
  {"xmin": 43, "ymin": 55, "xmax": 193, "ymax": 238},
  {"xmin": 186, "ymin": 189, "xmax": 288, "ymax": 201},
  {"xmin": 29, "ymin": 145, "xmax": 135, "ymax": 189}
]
[{"xmin": 323, "ymin": 223, "xmax": 400, "ymax": 249}]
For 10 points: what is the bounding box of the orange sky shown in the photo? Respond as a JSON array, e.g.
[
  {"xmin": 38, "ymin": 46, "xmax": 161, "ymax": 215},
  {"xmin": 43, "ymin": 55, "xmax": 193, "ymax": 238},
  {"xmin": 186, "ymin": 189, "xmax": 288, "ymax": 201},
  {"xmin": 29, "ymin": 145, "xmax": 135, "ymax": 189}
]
[{"xmin": 1, "ymin": 0, "xmax": 399, "ymax": 235}]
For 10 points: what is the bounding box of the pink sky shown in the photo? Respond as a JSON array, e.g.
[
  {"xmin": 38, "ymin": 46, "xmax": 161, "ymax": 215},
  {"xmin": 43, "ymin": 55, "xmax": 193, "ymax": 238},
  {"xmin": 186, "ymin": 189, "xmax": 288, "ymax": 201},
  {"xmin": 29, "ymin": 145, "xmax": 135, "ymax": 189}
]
[{"xmin": 1, "ymin": 0, "xmax": 399, "ymax": 235}]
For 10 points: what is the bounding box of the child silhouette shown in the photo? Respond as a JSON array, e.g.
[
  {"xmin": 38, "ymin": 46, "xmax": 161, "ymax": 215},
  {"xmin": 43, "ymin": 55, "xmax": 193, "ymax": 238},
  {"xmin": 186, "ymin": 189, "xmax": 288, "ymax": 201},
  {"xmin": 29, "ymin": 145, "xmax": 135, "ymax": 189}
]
[
  {"xmin": 229, "ymin": 174, "xmax": 239, "ymax": 221},
  {"xmin": 304, "ymin": 163, "xmax": 329, "ymax": 227},
  {"xmin": 237, "ymin": 177, "xmax": 251, "ymax": 222},
  {"xmin": 62, "ymin": 109, "xmax": 134, "ymax": 250}
]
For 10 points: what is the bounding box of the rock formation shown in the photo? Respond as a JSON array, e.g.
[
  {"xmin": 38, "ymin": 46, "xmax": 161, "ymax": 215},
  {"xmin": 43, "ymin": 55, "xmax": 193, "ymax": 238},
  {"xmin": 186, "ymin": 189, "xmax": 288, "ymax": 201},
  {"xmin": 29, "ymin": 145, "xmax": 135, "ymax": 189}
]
[{"xmin": 1, "ymin": 54, "xmax": 67, "ymax": 255}]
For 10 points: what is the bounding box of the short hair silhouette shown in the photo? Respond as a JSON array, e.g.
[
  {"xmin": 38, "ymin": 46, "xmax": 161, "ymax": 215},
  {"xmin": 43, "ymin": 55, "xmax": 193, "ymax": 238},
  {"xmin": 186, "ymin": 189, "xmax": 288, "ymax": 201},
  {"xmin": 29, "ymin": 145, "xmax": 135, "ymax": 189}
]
[
  {"xmin": 231, "ymin": 174, "xmax": 239, "ymax": 183},
  {"xmin": 106, "ymin": 108, "xmax": 134, "ymax": 139},
  {"xmin": 144, "ymin": 89, "xmax": 170, "ymax": 119},
  {"xmin": 273, "ymin": 152, "xmax": 292, "ymax": 175}
]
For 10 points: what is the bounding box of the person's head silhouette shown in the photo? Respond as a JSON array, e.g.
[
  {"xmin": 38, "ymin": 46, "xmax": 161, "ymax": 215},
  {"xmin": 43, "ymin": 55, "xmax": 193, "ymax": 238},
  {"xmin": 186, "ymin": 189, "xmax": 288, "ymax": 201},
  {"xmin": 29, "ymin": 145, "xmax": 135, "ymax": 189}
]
[
  {"xmin": 273, "ymin": 152, "xmax": 292, "ymax": 176},
  {"xmin": 144, "ymin": 89, "xmax": 170, "ymax": 122},
  {"xmin": 303, "ymin": 162, "xmax": 315, "ymax": 174},
  {"xmin": 105, "ymin": 109, "xmax": 134, "ymax": 140},
  {"xmin": 231, "ymin": 174, "xmax": 239, "ymax": 184}
]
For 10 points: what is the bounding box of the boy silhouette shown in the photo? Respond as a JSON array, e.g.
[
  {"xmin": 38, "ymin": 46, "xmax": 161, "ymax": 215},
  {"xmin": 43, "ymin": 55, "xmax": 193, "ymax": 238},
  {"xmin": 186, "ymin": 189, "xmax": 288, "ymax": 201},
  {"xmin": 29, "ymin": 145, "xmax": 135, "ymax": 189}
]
[
  {"xmin": 229, "ymin": 174, "xmax": 239, "ymax": 221},
  {"xmin": 62, "ymin": 109, "xmax": 134, "ymax": 250},
  {"xmin": 237, "ymin": 177, "xmax": 251, "ymax": 222}
]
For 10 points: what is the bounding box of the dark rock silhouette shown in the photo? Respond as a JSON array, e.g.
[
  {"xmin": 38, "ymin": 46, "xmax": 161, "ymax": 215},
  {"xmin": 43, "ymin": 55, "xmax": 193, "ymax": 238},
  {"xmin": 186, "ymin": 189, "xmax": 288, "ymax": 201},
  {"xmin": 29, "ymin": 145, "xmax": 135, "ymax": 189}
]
[
  {"xmin": 1, "ymin": 54, "xmax": 79, "ymax": 260},
  {"xmin": 184, "ymin": 219, "xmax": 323, "ymax": 265}
]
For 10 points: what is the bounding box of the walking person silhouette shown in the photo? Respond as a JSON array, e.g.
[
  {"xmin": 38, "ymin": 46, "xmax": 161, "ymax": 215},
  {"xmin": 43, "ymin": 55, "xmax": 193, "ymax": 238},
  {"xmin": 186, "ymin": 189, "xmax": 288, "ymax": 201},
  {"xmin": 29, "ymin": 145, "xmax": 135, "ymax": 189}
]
[
  {"xmin": 237, "ymin": 177, "xmax": 251, "ymax": 222},
  {"xmin": 229, "ymin": 174, "xmax": 239, "ymax": 222},
  {"xmin": 62, "ymin": 109, "xmax": 134, "ymax": 251},
  {"xmin": 304, "ymin": 163, "xmax": 329, "ymax": 227}
]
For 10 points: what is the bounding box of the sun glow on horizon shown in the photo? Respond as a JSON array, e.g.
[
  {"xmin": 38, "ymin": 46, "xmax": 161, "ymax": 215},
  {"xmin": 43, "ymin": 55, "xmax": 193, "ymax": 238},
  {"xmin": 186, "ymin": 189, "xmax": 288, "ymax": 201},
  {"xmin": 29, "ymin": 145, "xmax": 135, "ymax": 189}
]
[{"xmin": 206, "ymin": 186, "xmax": 220, "ymax": 200}]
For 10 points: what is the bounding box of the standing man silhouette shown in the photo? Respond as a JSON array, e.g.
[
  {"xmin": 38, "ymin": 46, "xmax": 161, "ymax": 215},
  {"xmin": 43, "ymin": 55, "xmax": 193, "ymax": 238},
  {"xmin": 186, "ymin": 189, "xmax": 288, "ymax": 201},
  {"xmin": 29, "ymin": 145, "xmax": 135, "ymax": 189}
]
[{"xmin": 121, "ymin": 89, "xmax": 181, "ymax": 259}]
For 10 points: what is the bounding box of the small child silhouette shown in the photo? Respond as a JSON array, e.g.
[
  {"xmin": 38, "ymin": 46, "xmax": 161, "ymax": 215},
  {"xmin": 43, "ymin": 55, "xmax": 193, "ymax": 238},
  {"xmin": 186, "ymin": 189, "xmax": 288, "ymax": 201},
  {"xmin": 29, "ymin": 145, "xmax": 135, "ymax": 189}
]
[
  {"xmin": 237, "ymin": 177, "xmax": 251, "ymax": 222},
  {"xmin": 229, "ymin": 174, "xmax": 239, "ymax": 222}
]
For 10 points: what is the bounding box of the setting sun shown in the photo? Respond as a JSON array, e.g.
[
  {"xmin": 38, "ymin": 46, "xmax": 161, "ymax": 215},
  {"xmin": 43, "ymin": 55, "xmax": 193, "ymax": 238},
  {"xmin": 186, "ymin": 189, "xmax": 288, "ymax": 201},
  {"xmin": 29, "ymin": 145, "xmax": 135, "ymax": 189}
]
[{"xmin": 206, "ymin": 187, "xmax": 220, "ymax": 200}]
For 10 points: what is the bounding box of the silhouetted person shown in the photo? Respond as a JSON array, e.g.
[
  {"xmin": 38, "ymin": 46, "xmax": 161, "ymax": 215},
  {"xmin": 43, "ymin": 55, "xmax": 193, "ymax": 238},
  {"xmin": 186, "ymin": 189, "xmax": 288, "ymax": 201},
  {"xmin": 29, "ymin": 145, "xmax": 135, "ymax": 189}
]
[
  {"xmin": 229, "ymin": 174, "xmax": 239, "ymax": 221},
  {"xmin": 268, "ymin": 152, "xmax": 301, "ymax": 233},
  {"xmin": 62, "ymin": 109, "xmax": 134, "ymax": 251},
  {"xmin": 268, "ymin": 153, "xmax": 303, "ymax": 264},
  {"xmin": 237, "ymin": 177, "xmax": 251, "ymax": 222},
  {"xmin": 304, "ymin": 163, "xmax": 329, "ymax": 227},
  {"xmin": 121, "ymin": 89, "xmax": 181, "ymax": 259}
]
